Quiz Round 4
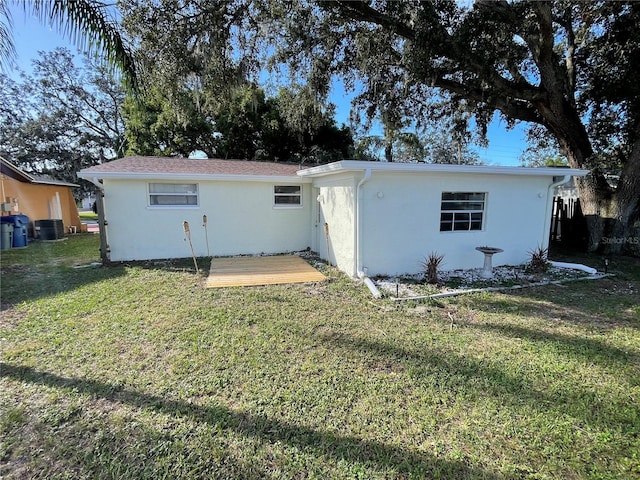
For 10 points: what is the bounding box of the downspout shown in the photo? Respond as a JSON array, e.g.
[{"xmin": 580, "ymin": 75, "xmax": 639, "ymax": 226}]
[
  {"xmin": 86, "ymin": 176, "xmax": 110, "ymax": 265},
  {"xmin": 355, "ymin": 168, "xmax": 381, "ymax": 298},
  {"xmin": 543, "ymin": 175, "xmax": 572, "ymax": 247}
]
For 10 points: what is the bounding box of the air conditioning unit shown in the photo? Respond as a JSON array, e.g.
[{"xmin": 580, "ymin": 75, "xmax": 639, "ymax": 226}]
[{"xmin": 35, "ymin": 219, "xmax": 65, "ymax": 240}]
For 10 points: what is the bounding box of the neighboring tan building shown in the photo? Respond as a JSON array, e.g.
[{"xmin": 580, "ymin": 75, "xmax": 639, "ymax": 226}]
[{"xmin": 0, "ymin": 157, "xmax": 81, "ymax": 235}]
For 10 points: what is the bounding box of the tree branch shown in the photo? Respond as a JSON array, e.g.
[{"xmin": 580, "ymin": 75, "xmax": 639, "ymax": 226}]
[
  {"xmin": 435, "ymin": 77, "xmax": 541, "ymax": 125},
  {"xmin": 560, "ymin": 7, "xmax": 577, "ymax": 100},
  {"xmin": 327, "ymin": 0, "xmax": 416, "ymax": 40}
]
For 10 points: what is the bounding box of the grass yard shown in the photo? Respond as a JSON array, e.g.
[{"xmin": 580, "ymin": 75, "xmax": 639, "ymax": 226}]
[
  {"xmin": 78, "ymin": 211, "xmax": 98, "ymax": 221},
  {"xmin": 1, "ymin": 235, "xmax": 639, "ymax": 479}
]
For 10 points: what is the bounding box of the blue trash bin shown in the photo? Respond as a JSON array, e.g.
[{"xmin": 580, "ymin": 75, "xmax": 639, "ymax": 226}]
[{"xmin": 0, "ymin": 214, "xmax": 29, "ymax": 248}]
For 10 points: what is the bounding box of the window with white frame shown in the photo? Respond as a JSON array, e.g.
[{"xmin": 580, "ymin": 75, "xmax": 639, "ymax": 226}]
[
  {"xmin": 274, "ymin": 185, "xmax": 302, "ymax": 206},
  {"xmin": 148, "ymin": 183, "xmax": 199, "ymax": 206},
  {"xmin": 440, "ymin": 192, "xmax": 485, "ymax": 231}
]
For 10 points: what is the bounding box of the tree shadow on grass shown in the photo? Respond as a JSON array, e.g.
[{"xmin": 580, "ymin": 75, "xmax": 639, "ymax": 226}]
[
  {"xmin": 464, "ymin": 322, "xmax": 638, "ymax": 371},
  {"xmin": 457, "ymin": 280, "xmax": 640, "ymax": 331},
  {"xmin": 0, "ymin": 255, "xmax": 212, "ymax": 308},
  {"xmin": 0, "ymin": 265, "xmax": 127, "ymax": 306},
  {"xmin": 313, "ymin": 331, "xmax": 639, "ymax": 434},
  {"xmin": 0, "ymin": 363, "xmax": 498, "ymax": 479}
]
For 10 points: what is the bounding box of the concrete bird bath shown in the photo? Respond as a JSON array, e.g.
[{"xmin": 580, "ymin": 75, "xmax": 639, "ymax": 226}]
[{"xmin": 475, "ymin": 246, "xmax": 504, "ymax": 278}]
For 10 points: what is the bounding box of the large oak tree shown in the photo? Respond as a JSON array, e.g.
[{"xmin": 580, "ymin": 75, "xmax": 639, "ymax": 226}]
[{"xmin": 318, "ymin": 0, "xmax": 639, "ymax": 255}]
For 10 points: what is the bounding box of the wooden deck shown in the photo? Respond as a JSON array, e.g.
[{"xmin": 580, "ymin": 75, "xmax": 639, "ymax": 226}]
[{"xmin": 205, "ymin": 255, "xmax": 325, "ymax": 288}]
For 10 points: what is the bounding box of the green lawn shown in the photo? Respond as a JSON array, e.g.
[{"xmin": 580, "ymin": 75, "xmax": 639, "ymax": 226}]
[
  {"xmin": 1, "ymin": 236, "xmax": 639, "ymax": 479},
  {"xmin": 78, "ymin": 211, "xmax": 98, "ymax": 221}
]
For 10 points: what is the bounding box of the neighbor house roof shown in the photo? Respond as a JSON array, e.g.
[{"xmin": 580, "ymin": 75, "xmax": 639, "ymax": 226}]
[
  {"xmin": 297, "ymin": 160, "xmax": 589, "ymax": 178},
  {"xmin": 78, "ymin": 156, "xmax": 307, "ymax": 183},
  {"xmin": 0, "ymin": 157, "xmax": 79, "ymax": 187}
]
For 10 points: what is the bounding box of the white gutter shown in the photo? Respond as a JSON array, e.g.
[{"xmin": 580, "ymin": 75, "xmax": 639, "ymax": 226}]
[
  {"xmin": 297, "ymin": 160, "xmax": 589, "ymax": 178},
  {"xmin": 543, "ymin": 175, "xmax": 572, "ymax": 246},
  {"xmin": 355, "ymin": 168, "xmax": 371, "ymax": 276},
  {"xmin": 360, "ymin": 271, "xmax": 382, "ymax": 298},
  {"xmin": 355, "ymin": 168, "xmax": 381, "ymax": 298}
]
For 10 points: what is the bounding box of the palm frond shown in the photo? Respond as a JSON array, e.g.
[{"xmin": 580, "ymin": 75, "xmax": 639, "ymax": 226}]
[
  {"xmin": 0, "ymin": 2, "xmax": 17, "ymax": 70},
  {"xmin": 30, "ymin": 0, "xmax": 138, "ymax": 91}
]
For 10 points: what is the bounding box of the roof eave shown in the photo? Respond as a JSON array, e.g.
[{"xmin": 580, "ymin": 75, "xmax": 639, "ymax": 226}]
[
  {"xmin": 77, "ymin": 171, "xmax": 311, "ymax": 184},
  {"xmin": 1, "ymin": 158, "xmax": 36, "ymax": 182},
  {"xmin": 31, "ymin": 179, "xmax": 80, "ymax": 188},
  {"xmin": 1, "ymin": 158, "xmax": 79, "ymax": 186},
  {"xmin": 297, "ymin": 160, "xmax": 590, "ymax": 178}
]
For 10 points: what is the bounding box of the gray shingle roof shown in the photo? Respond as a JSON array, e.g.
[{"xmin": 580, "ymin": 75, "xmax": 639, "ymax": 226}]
[{"xmin": 79, "ymin": 156, "xmax": 303, "ymax": 177}]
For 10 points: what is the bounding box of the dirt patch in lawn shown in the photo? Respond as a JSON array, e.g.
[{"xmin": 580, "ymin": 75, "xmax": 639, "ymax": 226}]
[{"xmin": 0, "ymin": 303, "xmax": 27, "ymax": 329}]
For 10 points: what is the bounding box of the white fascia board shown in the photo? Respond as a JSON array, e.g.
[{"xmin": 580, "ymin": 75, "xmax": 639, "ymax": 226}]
[
  {"xmin": 77, "ymin": 171, "xmax": 311, "ymax": 184},
  {"xmin": 1, "ymin": 158, "xmax": 78, "ymax": 186},
  {"xmin": 31, "ymin": 180, "xmax": 80, "ymax": 187},
  {"xmin": 1, "ymin": 158, "xmax": 36, "ymax": 182},
  {"xmin": 297, "ymin": 160, "xmax": 589, "ymax": 178}
]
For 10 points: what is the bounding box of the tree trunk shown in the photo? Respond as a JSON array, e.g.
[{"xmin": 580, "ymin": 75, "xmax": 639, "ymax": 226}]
[
  {"xmin": 542, "ymin": 123, "xmax": 640, "ymax": 255},
  {"xmin": 573, "ymin": 154, "xmax": 640, "ymax": 255},
  {"xmin": 548, "ymin": 123, "xmax": 607, "ymax": 252},
  {"xmin": 607, "ymin": 192, "xmax": 640, "ymax": 256},
  {"xmin": 605, "ymin": 142, "xmax": 640, "ymax": 255},
  {"xmin": 384, "ymin": 141, "xmax": 393, "ymax": 162},
  {"xmin": 574, "ymin": 175, "xmax": 608, "ymax": 252}
]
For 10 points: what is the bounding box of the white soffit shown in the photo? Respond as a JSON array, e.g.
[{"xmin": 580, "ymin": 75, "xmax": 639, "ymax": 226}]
[{"xmin": 297, "ymin": 160, "xmax": 589, "ymax": 178}]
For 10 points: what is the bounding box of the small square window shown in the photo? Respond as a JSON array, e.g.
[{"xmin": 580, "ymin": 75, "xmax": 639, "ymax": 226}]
[
  {"xmin": 274, "ymin": 185, "xmax": 302, "ymax": 207},
  {"xmin": 440, "ymin": 192, "xmax": 485, "ymax": 232},
  {"xmin": 149, "ymin": 183, "xmax": 199, "ymax": 207}
]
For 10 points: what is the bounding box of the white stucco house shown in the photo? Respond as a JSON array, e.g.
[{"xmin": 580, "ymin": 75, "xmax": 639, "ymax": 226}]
[{"xmin": 78, "ymin": 156, "xmax": 588, "ymax": 277}]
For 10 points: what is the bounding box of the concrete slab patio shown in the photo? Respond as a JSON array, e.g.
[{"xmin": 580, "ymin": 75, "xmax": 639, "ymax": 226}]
[{"xmin": 205, "ymin": 255, "xmax": 325, "ymax": 288}]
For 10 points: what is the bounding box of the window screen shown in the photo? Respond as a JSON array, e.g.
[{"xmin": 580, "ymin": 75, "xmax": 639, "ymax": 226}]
[
  {"xmin": 274, "ymin": 185, "xmax": 302, "ymax": 206},
  {"xmin": 149, "ymin": 183, "xmax": 198, "ymax": 206}
]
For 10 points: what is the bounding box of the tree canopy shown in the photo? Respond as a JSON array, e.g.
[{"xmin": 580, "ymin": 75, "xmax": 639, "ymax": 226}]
[
  {"xmin": 123, "ymin": 83, "xmax": 354, "ymax": 163},
  {"xmin": 0, "ymin": 48, "xmax": 126, "ymax": 196},
  {"xmin": 2, "ymin": 1, "xmax": 638, "ymax": 253}
]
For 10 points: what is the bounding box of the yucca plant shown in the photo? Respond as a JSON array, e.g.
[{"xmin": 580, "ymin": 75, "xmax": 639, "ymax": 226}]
[
  {"xmin": 421, "ymin": 252, "xmax": 445, "ymax": 284},
  {"xmin": 528, "ymin": 245, "xmax": 550, "ymax": 276}
]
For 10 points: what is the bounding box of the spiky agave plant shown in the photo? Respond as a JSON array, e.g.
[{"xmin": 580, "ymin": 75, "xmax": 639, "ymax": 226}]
[
  {"xmin": 421, "ymin": 252, "xmax": 445, "ymax": 284},
  {"xmin": 528, "ymin": 245, "xmax": 550, "ymax": 276}
]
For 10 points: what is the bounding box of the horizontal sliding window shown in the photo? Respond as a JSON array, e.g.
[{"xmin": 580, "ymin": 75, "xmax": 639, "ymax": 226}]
[
  {"xmin": 274, "ymin": 185, "xmax": 302, "ymax": 206},
  {"xmin": 149, "ymin": 183, "xmax": 198, "ymax": 206},
  {"xmin": 440, "ymin": 192, "xmax": 485, "ymax": 232}
]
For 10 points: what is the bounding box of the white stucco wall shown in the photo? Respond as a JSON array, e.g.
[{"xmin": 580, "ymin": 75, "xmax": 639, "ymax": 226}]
[
  {"xmin": 102, "ymin": 178, "xmax": 312, "ymax": 261},
  {"xmin": 356, "ymin": 171, "xmax": 554, "ymax": 276},
  {"xmin": 314, "ymin": 174, "xmax": 358, "ymax": 276}
]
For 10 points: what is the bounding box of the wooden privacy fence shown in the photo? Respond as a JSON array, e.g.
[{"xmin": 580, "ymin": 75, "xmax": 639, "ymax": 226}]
[{"xmin": 550, "ymin": 196, "xmax": 588, "ymax": 248}]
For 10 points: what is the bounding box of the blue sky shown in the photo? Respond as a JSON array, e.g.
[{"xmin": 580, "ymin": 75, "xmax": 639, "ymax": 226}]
[{"xmin": 6, "ymin": 5, "xmax": 530, "ymax": 166}]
